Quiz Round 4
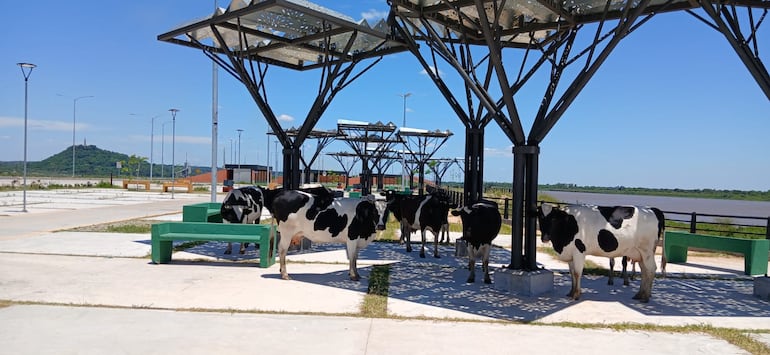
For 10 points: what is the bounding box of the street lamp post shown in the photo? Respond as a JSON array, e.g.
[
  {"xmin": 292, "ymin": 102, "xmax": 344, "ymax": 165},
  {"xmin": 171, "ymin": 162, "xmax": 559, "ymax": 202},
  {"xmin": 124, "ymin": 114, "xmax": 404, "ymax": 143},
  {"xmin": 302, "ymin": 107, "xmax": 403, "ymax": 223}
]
[
  {"xmin": 398, "ymin": 92, "xmax": 411, "ymax": 127},
  {"xmin": 160, "ymin": 121, "xmax": 171, "ymax": 178},
  {"xmin": 17, "ymin": 62, "xmax": 36, "ymax": 213},
  {"xmin": 71, "ymin": 95, "xmax": 94, "ymax": 177},
  {"xmin": 169, "ymin": 109, "xmax": 179, "ymax": 199},
  {"xmin": 236, "ymin": 129, "xmax": 243, "ymax": 168}
]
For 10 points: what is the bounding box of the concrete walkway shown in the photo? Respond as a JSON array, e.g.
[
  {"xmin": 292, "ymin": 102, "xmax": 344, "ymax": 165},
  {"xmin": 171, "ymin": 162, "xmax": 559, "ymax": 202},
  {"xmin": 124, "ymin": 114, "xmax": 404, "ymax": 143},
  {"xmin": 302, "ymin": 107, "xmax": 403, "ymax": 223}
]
[{"xmin": 0, "ymin": 188, "xmax": 768, "ymax": 354}]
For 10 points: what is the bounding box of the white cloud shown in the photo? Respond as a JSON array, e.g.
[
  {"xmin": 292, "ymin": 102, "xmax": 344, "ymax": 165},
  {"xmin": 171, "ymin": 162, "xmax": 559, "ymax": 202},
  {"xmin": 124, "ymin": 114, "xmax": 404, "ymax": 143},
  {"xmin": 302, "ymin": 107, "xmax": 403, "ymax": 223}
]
[
  {"xmin": 0, "ymin": 116, "xmax": 81, "ymax": 131},
  {"xmin": 278, "ymin": 114, "xmax": 294, "ymax": 122},
  {"xmin": 484, "ymin": 145, "xmax": 513, "ymax": 157},
  {"xmin": 419, "ymin": 66, "xmax": 444, "ymax": 78},
  {"xmin": 361, "ymin": 9, "xmax": 388, "ymax": 21}
]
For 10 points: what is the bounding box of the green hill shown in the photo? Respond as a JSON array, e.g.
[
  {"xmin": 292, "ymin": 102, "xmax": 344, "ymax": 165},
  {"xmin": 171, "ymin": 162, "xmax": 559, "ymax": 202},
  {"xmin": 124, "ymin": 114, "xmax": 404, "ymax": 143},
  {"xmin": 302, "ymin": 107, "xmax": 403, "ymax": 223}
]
[{"xmin": 0, "ymin": 145, "xmax": 209, "ymax": 178}]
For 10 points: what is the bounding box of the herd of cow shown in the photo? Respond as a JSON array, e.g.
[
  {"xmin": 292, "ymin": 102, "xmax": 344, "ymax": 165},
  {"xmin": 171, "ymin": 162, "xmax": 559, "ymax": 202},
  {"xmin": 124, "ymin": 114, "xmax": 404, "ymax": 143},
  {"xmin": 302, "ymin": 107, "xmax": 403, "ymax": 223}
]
[{"xmin": 218, "ymin": 185, "xmax": 667, "ymax": 303}]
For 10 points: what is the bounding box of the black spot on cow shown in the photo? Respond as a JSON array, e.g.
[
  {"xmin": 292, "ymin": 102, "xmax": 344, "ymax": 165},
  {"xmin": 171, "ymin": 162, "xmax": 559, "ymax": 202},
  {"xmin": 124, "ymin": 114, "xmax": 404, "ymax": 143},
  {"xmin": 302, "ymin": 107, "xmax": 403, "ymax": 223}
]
[
  {"xmin": 597, "ymin": 229, "xmax": 619, "ymax": 252},
  {"xmin": 272, "ymin": 191, "xmax": 309, "ymax": 222},
  {"xmin": 314, "ymin": 208, "xmax": 347, "ymax": 238},
  {"xmin": 597, "ymin": 206, "xmax": 635, "ymax": 229},
  {"xmin": 348, "ymin": 200, "xmax": 379, "ymax": 241},
  {"xmin": 574, "ymin": 239, "xmax": 586, "ymax": 253}
]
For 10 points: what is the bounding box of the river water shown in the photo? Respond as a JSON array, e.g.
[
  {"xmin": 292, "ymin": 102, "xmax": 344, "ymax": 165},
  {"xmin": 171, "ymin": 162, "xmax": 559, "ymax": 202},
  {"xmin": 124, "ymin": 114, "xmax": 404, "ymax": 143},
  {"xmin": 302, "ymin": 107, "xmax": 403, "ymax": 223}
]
[{"xmin": 541, "ymin": 190, "xmax": 770, "ymax": 226}]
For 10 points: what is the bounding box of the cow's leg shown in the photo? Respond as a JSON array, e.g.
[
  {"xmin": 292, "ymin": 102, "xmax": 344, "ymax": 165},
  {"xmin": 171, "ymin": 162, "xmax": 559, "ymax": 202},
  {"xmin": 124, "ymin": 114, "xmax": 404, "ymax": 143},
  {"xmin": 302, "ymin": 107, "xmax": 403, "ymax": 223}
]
[
  {"xmin": 480, "ymin": 244, "xmax": 491, "ymax": 284},
  {"xmin": 419, "ymin": 229, "xmax": 427, "ymax": 258},
  {"xmin": 239, "ymin": 243, "xmax": 249, "ymax": 255},
  {"xmin": 621, "ymin": 256, "xmax": 630, "ymax": 286},
  {"xmin": 432, "ymin": 229, "xmax": 440, "ymax": 258},
  {"xmin": 278, "ymin": 231, "xmax": 297, "ymax": 280},
  {"xmin": 466, "ymin": 244, "xmax": 476, "ymax": 283},
  {"xmin": 403, "ymin": 222, "xmax": 412, "ymax": 253},
  {"xmin": 567, "ymin": 257, "xmax": 584, "ymax": 300},
  {"xmin": 346, "ymin": 242, "xmax": 360, "ymax": 281},
  {"xmin": 608, "ymin": 258, "xmax": 615, "ymax": 285},
  {"xmin": 225, "ymin": 242, "xmax": 233, "ymax": 255},
  {"xmin": 633, "ymin": 252, "xmax": 657, "ymax": 303}
]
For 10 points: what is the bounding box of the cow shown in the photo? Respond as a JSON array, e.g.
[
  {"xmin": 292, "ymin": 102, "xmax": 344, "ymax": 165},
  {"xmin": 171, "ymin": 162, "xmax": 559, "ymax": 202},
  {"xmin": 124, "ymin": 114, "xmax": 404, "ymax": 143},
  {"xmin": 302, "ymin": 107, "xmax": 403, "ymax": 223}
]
[
  {"xmin": 538, "ymin": 203, "xmax": 665, "ymax": 303},
  {"xmin": 450, "ymin": 200, "xmax": 502, "ymax": 284},
  {"xmin": 220, "ymin": 186, "xmax": 266, "ymax": 254},
  {"xmin": 219, "ymin": 185, "xmax": 337, "ymax": 255},
  {"xmin": 269, "ymin": 190, "xmax": 387, "ymax": 281},
  {"xmin": 380, "ymin": 190, "xmax": 456, "ymax": 258}
]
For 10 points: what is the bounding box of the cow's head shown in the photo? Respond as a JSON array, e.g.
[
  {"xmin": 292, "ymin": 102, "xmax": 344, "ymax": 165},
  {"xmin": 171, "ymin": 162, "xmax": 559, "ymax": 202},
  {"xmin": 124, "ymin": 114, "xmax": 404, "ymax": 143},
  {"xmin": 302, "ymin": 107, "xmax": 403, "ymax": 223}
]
[
  {"xmin": 537, "ymin": 203, "xmax": 578, "ymax": 245},
  {"xmin": 369, "ymin": 194, "xmax": 389, "ymax": 231}
]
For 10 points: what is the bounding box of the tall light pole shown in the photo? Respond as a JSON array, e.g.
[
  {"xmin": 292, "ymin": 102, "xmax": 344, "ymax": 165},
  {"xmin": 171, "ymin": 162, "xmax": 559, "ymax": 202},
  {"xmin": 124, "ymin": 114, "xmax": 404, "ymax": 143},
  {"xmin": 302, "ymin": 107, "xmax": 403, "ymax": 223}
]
[
  {"xmin": 398, "ymin": 92, "xmax": 411, "ymax": 127},
  {"xmin": 160, "ymin": 121, "xmax": 171, "ymax": 178},
  {"xmin": 236, "ymin": 129, "xmax": 243, "ymax": 168},
  {"xmin": 17, "ymin": 62, "xmax": 36, "ymax": 213},
  {"xmin": 266, "ymin": 132, "xmax": 271, "ymax": 185},
  {"xmin": 169, "ymin": 108, "xmax": 179, "ymax": 199},
  {"xmin": 71, "ymin": 95, "xmax": 94, "ymax": 177},
  {"xmin": 130, "ymin": 113, "xmax": 160, "ymax": 181},
  {"xmin": 274, "ymin": 140, "xmax": 279, "ymax": 185}
]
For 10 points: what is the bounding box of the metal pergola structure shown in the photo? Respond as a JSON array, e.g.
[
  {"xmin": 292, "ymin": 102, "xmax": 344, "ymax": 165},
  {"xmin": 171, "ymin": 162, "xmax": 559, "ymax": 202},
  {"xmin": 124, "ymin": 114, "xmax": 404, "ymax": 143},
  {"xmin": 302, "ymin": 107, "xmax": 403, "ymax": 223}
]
[
  {"xmin": 327, "ymin": 151, "xmax": 360, "ymax": 188},
  {"xmin": 268, "ymin": 127, "xmax": 342, "ymax": 184},
  {"xmin": 336, "ymin": 119, "xmax": 399, "ymax": 195},
  {"xmin": 398, "ymin": 127, "xmax": 454, "ymax": 195},
  {"xmin": 158, "ymin": 0, "xmax": 407, "ymax": 190},
  {"xmin": 388, "ymin": 0, "xmax": 770, "ymax": 272},
  {"xmin": 161, "ymin": 0, "xmax": 769, "ymax": 277}
]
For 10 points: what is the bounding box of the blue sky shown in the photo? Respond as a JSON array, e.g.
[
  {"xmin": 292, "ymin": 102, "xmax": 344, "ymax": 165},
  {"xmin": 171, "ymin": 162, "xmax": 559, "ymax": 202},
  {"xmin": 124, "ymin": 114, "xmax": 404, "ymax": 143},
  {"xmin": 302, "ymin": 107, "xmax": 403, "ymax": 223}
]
[{"xmin": 1, "ymin": 1, "xmax": 768, "ymax": 191}]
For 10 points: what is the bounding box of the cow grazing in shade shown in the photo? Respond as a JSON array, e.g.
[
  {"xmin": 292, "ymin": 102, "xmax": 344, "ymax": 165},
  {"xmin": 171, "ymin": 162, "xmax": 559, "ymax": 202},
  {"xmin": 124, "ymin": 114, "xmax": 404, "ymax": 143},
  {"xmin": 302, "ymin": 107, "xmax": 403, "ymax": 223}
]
[
  {"xmin": 219, "ymin": 185, "xmax": 336, "ymax": 254},
  {"xmin": 451, "ymin": 200, "xmax": 502, "ymax": 284},
  {"xmin": 538, "ymin": 203, "xmax": 665, "ymax": 302},
  {"xmin": 380, "ymin": 190, "xmax": 456, "ymax": 258},
  {"xmin": 269, "ymin": 190, "xmax": 387, "ymax": 281}
]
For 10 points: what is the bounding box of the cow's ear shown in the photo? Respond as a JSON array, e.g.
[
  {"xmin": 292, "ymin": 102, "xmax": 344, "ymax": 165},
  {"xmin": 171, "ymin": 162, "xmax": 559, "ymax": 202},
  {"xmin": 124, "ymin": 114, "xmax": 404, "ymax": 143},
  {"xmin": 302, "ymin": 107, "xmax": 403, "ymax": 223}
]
[{"xmin": 540, "ymin": 203, "xmax": 553, "ymax": 216}]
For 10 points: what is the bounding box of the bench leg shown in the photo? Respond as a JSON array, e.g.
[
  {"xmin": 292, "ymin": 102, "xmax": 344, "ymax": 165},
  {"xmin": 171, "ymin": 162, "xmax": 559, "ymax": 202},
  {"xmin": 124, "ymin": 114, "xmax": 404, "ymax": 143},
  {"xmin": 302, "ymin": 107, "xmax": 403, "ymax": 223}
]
[
  {"xmin": 258, "ymin": 227, "xmax": 276, "ymax": 268},
  {"xmin": 745, "ymin": 246, "xmax": 769, "ymax": 275},
  {"xmin": 151, "ymin": 240, "xmax": 173, "ymax": 264},
  {"xmin": 665, "ymin": 244, "xmax": 689, "ymax": 263}
]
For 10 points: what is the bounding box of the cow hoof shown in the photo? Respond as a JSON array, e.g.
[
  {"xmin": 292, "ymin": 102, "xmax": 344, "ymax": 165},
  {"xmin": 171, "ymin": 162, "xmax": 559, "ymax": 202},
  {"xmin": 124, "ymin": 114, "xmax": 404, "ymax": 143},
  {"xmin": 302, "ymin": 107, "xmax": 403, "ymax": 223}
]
[
  {"xmin": 224, "ymin": 250, "xmax": 232, "ymax": 255},
  {"xmin": 607, "ymin": 279, "xmax": 614, "ymax": 286},
  {"xmin": 433, "ymin": 254, "xmax": 440, "ymax": 259},
  {"xmin": 281, "ymin": 274, "xmax": 292, "ymax": 280},
  {"xmin": 239, "ymin": 250, "xmax": 246, "ymax": 255},
  {"xmin": 466, "ymin": 278, "xmax": 474, "ymax": 283},
  {"xmin": 623, "ymin": 280, "xmax": 630, "ymax": 286},
  {"xmin": 419, "ymin": 252, "xmax": 426, "ymax": 258},
  {"xmin": 350, "ymin": 276, "xmax": 361, "ymax": 281},
  {"xmin": 484, "ymin": 278, "xmax": 492, "ymax": 284}
]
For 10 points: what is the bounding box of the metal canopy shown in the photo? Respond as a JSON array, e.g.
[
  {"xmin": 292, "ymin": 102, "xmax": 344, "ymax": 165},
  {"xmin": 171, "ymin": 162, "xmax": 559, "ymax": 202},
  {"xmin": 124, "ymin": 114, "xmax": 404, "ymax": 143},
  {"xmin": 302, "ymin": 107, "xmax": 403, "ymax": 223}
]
[
  {"xmin": 269, "ymin": 127, "xmax": 343, "ymax": 183},
  {"xmin": 159, "ymin": 0, "xmax": 408, "ymax": 190},
  {"xmin": 160, "ymin": 0, "xmax": 407, "ymax": 71}
]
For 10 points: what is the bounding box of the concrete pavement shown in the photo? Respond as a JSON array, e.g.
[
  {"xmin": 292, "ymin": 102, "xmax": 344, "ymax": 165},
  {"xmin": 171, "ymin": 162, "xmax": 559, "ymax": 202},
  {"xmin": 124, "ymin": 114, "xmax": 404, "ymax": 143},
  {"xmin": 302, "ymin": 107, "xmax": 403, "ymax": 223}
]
[{"xmin": 0, "ymin": 188, "xmax": 768, "ymax": 354}]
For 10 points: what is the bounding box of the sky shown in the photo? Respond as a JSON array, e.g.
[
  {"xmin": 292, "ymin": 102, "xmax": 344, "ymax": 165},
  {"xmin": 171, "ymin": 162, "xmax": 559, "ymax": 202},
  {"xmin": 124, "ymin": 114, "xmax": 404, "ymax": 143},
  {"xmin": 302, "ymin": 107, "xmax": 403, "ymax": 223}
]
[{"xmin": 1, "ymin": 1, "xmax": 768, "ymax": 191}]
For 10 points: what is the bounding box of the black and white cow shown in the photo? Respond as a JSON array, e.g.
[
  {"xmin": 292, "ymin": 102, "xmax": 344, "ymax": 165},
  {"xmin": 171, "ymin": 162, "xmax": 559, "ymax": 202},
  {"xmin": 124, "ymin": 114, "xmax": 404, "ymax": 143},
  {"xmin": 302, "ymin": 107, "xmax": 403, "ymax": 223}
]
[
  {"xmin": 220, "ymin": 186, "xmax": 266, "ymax": 254},
  {"xmin": 451, "ymin": 200, "xmax": 502, "ymax": 284},
  {"xmin": 269, "ymin": 190, "xmax": 387, "ymax": 281},
  {"xmin": 219, "ymin": 185, "xmax": 336, "ymax": 254},
  {"xmin": 380, "ymin": 190, "xmax": 456, "ymax": 258},
  {"xmin": 538, "ymin": 203, "xmax": 665, "ymax": 302}
]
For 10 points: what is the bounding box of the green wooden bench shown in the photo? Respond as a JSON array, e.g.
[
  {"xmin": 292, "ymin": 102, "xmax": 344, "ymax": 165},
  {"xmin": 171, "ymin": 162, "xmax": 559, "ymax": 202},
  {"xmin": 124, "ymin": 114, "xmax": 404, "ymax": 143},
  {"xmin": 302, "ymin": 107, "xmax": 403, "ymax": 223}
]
[
  {"xmin": 664, "ymin": 231, "xmax": 769, "ymax": 275},
  {"xmin": 151, "ymin": 222, "xmax": 276, "ymax": 268},
  {"xmin": 182, "ymin": 202, "xmax": 223, "ymax": 223}
]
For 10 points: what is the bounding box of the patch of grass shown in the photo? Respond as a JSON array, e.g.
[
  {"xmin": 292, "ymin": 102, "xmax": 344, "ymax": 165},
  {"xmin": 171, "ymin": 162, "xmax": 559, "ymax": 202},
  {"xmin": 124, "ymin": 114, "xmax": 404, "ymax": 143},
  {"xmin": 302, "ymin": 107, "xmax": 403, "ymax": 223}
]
[
  {"xmin": 106, "ymin": 224, "xmax": 152, "ymax": 234},
  {"xmin": 361, "ymin": 265, "xmax": 390, "ymax": 317},
  {"xmin": 546, "ymin": 322, "xmax": 770, "ymax": 355}
]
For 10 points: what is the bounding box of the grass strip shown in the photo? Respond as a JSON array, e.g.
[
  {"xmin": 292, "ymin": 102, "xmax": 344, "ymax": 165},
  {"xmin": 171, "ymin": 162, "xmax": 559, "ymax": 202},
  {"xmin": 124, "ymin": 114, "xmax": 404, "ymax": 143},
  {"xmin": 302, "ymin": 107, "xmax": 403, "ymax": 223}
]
[{"xmin": 361, "ymin": 264, "xmax": 390, "ymax": 318}]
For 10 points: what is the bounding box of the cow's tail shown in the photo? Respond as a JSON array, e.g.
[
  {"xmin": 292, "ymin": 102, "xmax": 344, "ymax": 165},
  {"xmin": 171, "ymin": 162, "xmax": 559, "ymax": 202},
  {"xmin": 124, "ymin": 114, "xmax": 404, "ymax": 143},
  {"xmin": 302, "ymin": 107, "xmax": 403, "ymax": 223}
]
[{"xmin": 652, "ymin": 207, "xmax": 666, "ymax": 277}]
